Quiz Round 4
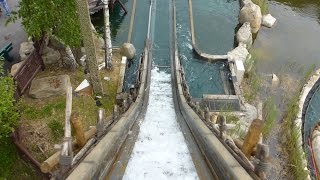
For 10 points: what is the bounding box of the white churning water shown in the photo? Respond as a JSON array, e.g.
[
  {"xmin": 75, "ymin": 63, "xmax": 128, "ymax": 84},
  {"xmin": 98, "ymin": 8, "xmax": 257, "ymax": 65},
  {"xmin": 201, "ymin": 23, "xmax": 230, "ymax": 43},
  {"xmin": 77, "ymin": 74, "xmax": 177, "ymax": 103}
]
[{"xmin": 123, "ymin": 68, "xmax": 199, "ymax": 180}]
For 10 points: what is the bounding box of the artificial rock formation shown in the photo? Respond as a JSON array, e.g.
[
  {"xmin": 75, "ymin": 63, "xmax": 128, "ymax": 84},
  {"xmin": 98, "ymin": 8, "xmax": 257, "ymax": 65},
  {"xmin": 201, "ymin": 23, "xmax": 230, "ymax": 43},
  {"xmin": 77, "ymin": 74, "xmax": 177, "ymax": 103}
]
[
  {"xmin": 236, "ymin": 22, "xmax": 252, "ymax": 49},
  {"xmin": 10, "ymin": 61, "xmax": 25, "ymax": 76},
  {"xmin": 29, "ymin": 75, "xmax": 71, "ymax": 99},
  {"xmin": 262, "ymin": 14, "xmax": 276, "ymax": 28},
  {"xmin": 41, "ymin": 47, "xmax": 61, "ymax": 65},
  {"xmin": 120, "ymin": 43, "xmax": 136, "ymax": 60},
  {"xmin": 239, "ymin": 2, "xmax": 262, "ymax": 33},
  {"xmin": 19, "ymin": 42, "xmax": 35, "ymax": 61},
  {"xmin": 227, "ymin": 43, "xmax": 249, "ymax": 63}
]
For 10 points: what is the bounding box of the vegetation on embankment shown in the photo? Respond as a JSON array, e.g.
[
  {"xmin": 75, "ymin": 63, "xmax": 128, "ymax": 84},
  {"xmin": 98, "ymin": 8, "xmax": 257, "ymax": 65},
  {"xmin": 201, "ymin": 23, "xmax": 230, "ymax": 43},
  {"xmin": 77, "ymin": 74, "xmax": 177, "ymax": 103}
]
[
  {"xmin": 0, "ymin": 59, "xmax": 38, "ymax": 179},
  {"xmin": 262, "ymin": 97, "xmax": 279, "ymax": 137},
  {"xmin": 281, "ymin": 65, "xmax": 315, "ymax": 179},
  {"xmin": 243, "ymin": 56, "xmax": 262, "ymax": 104}
]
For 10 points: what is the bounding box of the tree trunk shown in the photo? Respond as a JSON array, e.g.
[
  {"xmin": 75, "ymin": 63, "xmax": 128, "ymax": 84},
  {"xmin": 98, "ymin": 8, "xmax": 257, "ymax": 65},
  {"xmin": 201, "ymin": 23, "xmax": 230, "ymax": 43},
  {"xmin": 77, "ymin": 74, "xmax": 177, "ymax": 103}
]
[
  {"xmin": 75, "ymin": 0, "xmax": 104, "ymax": 94},
  {"xmin": 103, "ymin": 0, "xmax": 112, "ymax": 69},
  {"xmin": 65, "ymin": 45, "xmax": 78, "ymax": 71}
]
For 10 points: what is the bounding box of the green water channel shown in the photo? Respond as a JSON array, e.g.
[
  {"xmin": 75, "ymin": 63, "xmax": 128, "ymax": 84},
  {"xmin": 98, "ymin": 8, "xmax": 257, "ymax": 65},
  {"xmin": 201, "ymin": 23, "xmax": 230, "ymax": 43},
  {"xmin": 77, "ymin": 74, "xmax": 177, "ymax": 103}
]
[
  {"xmin": 91, "ymin": 0, "xmax": 149, "ymax": 90},
  {"xmin": 192, "ymin": 0, "xmax": 239, "ymax": 55},
  {"xmin": 175, "ymin": 0, "xmax": 237, "ymax": 98}
]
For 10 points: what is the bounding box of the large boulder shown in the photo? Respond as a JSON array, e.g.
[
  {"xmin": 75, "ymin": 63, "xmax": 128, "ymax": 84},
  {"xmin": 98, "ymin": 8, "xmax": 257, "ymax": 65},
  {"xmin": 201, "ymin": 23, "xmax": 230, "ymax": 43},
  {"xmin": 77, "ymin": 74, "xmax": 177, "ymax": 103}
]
[
  {"xmin": 29, "ymin": 75, "xmax": 71, "ymax": 99},
  {"xmin": 19, "ymin": 42, "xmax": 35, "ymax": 61},
  {"xmin": 120, "ymin": 43, "xmax": 136, "ymax": 60},
  {"xmin": 41, "ymin": 47, "xmax": 61, "ymax": 65},
  {"xmin": 236, "ymin": 22, "xmax": 252, "ymax": 49},
  {"xmin": 239, "ymin": 2, "xmax": 262, "ymax": 33},
  {"xmin": 262, "ymin": 14, "xmax": 276, "ymax": 28},
  {"xmin": 227, "ymin": 44, "xmax": 249, "ymax": 63},
  {"xmin": 10, "ymin": 61, "xmax": 25, "ymax": 76}
]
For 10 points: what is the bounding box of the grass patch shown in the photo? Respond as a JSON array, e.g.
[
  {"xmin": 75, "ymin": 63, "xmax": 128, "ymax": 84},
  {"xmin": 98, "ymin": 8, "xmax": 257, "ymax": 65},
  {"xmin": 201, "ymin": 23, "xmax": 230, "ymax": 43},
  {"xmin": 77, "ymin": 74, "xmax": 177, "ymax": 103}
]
[
  {"xmin": 0, "ymin": 138, "xmax": 38, "ymax": 179},
  {"xmin": 48, "ymin": 120, "xmax": 64, "ymax": 141},
  {"xmin": 251, "ymin": 0, "xmax": 269, "ymax": 15},
  {"xmin": 282, "ymin": 65, "xmax": 315, "ymax": 179},
  {"xmin": 262, "ymin": 97, "xmax": 279, "ymax": 137},
  {"xmin": 20, "ymin": 98, "xmax": 66, "ymax": 120},
  {"xmin": 243, "ymin": 57, "xmax": 262, "ymax": 103}
]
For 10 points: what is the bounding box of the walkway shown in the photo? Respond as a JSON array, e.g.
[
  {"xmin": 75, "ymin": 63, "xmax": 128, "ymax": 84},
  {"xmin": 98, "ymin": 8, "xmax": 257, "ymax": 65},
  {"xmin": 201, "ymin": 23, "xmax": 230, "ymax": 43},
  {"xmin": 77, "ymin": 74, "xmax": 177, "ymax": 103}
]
[{"xmin": 0, "ymin": 0, "xmax": 27, "ymax": 65}]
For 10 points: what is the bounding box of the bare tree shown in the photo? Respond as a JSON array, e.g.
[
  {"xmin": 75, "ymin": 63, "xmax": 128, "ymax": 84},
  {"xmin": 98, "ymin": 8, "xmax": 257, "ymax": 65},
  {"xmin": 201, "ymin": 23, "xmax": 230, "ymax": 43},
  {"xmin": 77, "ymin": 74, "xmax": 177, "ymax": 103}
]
[{"xmin": 103, "ymin": 0, "xmax": 113, "ymax": 70}]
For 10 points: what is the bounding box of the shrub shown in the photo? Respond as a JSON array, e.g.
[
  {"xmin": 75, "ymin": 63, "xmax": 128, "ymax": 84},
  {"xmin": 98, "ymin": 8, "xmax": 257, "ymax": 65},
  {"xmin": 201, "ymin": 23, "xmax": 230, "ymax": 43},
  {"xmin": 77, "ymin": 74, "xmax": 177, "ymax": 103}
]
[{"xmin": 0, "ymin": 60, "xmax": 19, "ymax": 141}]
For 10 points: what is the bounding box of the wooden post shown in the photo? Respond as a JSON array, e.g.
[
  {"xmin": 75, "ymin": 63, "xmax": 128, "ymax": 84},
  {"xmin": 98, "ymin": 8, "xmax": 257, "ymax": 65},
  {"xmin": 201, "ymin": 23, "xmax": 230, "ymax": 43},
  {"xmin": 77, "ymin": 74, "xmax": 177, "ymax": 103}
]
[
  {"xmin": 218, "ymin": 116, "xmax": 226, "ymax": 140},
  {"xmin": 59, "ymin": 86, "xmax": 73, "ymax": 174},
  {"xmin": 97, "ymin": 108, "xmax": 106, "ymax": 138},
  {"xmin": 40, "ymin": 127, "xmax": 97, "ymax": 173},
  {"xmin": 113, "ymin": 105, "xmax": 119, "ymax": 120},
  {"xmin": 255, "ymin": 144, "xmax": 269, "ymax": 179},
  {"xmin": 204, "ymin": 107, "xmax": 210, "ymax": 122},
  {"xmin": 71, "ymin": 112, "xmax": 86, "ymax": 148},
  {"xmin": 242, "ymin": 119, "xmax": 264, "ymax": 158}
]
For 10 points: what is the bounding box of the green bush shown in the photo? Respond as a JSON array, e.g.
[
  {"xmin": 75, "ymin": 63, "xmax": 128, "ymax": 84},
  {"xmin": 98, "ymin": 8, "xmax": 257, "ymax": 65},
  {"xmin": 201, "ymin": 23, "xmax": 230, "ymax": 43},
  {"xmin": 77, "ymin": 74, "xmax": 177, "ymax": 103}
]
[{"xmin": 0, "ymin": 61, "xmax": 19, "ymax": 141}]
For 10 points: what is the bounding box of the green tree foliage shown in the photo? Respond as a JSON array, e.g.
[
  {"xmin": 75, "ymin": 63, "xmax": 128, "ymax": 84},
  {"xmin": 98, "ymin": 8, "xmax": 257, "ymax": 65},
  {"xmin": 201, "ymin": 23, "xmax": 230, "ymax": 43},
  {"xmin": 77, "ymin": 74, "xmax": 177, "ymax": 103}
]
[
  {"xmin": 0, "ymin": 59, "xmax": 19, "ymax": 141},
  {"xmin": 10, "ymin": 0, "xmax": 82, "ymax": 47}
]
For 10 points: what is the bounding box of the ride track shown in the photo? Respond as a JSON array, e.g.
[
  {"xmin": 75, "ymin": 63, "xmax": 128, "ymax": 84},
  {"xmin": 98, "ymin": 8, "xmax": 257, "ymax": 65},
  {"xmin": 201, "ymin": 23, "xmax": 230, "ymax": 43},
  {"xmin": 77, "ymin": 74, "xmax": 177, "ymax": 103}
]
[{"xmin": 67, "ymin": 0, "xmax": 257, "ymax": 179}]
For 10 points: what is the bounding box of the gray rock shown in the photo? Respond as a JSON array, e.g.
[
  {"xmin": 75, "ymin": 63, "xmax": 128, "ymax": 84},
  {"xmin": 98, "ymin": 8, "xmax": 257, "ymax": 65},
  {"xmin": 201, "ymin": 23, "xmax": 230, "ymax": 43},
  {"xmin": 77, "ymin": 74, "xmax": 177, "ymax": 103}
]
[
  {"xmin": 19, "ymin": 42, "xmax": 35, "ymax": 61},
  {"xmin": 227, "ymin": 44, "xmax": 249, "ymax": 63},
  {"xmin": 240, "ymin": 0, "xmax": 252, "ymax": 7},
  {"xmin": 50, "ymin": 36, "xmax": 65, "ymax": 50},
  {"xmin": 236, "ymin": 22, "xmax": 252, "ymax": 49},
  {"xmin": 239, "ymin": 2, "xmax": 262, "ymax": 33},
  {"xmin": 271, "ymin": 73, "xmax": 280, "ymax": 87},
  {"xmin": 29, "ymin": 75, "xmax": 71, "ymax": 99},
  {"xmin": 10, "ymin": 61, "xmax": 25, "ymax": 76},
  {"xmin": 120, "ymin": 43, "xmax": 136, "ymax": 60},
  {"xmin": 41, "ymin": 47, "xmax": 61, "ymax": 65},
  {"xmin": 262, "ymin": 14, "xmax": 276, "ymax": 28}
]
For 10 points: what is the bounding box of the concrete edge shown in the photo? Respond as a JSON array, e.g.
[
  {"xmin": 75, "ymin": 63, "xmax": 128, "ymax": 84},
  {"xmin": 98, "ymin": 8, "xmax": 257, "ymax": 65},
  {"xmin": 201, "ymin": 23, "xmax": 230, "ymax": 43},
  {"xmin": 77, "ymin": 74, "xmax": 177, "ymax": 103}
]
[
  {"xmin": 295, "ymin": 68, "xmax": 320, "ymax": 179},
  {"xmin": 173, "ymin": 1, "xmax": 255, "ymax": 179}
]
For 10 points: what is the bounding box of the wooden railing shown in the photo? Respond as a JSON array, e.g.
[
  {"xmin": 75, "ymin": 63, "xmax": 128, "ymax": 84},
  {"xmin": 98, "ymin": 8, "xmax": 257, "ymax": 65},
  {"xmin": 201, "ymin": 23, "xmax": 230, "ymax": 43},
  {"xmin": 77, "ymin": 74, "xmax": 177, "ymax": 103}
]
[{"xmin": 14, "ymin": 50, "xmax": 45, "ymax": 97}]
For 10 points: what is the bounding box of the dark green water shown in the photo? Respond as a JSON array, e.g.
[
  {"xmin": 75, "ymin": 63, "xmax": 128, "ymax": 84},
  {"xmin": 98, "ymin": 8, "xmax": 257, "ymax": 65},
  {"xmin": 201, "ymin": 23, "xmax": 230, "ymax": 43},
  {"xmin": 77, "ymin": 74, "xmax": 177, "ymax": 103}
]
[
  {"xmin": 175, "ymin": 0, "xmax": 232, "ymax": 98},
  {"xmin": 251, "ymin": 0, "xmax": 320, "ymax": 178},
  {"xmin": 192, "ymin": 0, "xmax": 239, "ymax": 55},
  {"xmin": 252, "ymin": 1, "xmax": 320, "ymax": 72},
  {"xmin": 91, "ymin": 0, "xmax": 149, "ymax": 90},
  {"xmin": 91, "ymin": 0, "xmax": 133, "ymax": 46},
  {"xmin": 123, "ymin": 0, "xmax": 149, "ymax": 90}
]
